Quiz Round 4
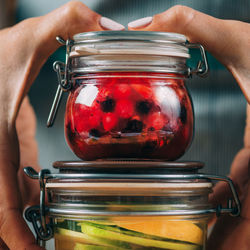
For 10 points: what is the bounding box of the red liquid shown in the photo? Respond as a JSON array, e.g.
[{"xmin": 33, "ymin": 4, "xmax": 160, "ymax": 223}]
[{"xmin": 65, "ymin": 73, "xmax": 193, "ymax": 160}]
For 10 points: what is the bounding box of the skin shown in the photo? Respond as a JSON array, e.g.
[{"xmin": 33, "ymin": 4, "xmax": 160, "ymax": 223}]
[
  {"xmin": 0, "ymin": 1, "xmax": 104, "ymax": 249},
  {"xmin": 1, "ymin": 3, "xmax": 250, "ymax": 250},
  {"xmin": 129, "ymin": 5, "xmax": 250, "ymax": 250}
]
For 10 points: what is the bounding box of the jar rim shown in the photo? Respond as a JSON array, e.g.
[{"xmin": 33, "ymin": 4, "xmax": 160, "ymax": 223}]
[{"xmin": 73, "ymin": 31, "xmax": 187, "ymax": 44}]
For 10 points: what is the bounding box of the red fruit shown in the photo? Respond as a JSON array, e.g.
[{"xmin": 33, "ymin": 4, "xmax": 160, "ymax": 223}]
[
  {"xmin": 89, "ymin": 109, "xmax": 102, "ymax": 128},
  {"xmin": 102, "ymin": 113, "xmax": 118, "ymax": 131},
  {"xmin": 131, "ymin": 84, "xmax": 153, "ymax": 99},
  {"xmin": 73, "ymin": 104, "xmax": 91, "ymax": 133},
  {"xmin": 115, "ymin": 99, "xmax": 134, "ymax": 119},
  {"xmin": 148, "ymin": 113, "xmax": 166, "ymax": 130},
  {"xmin": 96, "ymin": 86, "xmax": 113, "ymax": 102},
  {"xmin": 113, "ymin": 84, "xmax": 132, "ymax": 99}
]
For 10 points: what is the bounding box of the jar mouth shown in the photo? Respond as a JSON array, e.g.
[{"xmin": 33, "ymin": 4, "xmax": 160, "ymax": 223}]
[
  {"xmin": 69, "ymin": 31, "xmax": 190, "ymax": 74},
  {"xmin": 73, "ymin": 31, "xmax": 187, "ymax": 44}
]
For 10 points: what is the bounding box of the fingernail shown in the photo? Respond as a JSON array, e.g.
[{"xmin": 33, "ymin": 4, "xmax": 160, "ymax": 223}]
[
  {"xmin": 128, "ymin": 16, "xmax": 153, "ymax": 28},
  {"xmin": 99, "ymin": 17, "xmax": 125, "ymax": 31}
]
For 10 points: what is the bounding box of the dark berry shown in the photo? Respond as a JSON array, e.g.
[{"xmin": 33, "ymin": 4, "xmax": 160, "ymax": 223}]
[
  {"xmin": 148, "ymin": 127, "xmax": 155, "ymax": 131},
  {"xmin": 100, "ymin": 98, "xmax": 115, "ymax": 112},
  {"xmin": 180, "ymin": 105, "xmax": 187, "ymax": 124},
  {"xmin": 136, "ymin": 101, "xmax": 152, "ymax": 115},
  {"xmin": 89, "ymin": 129, "xmax": 101, "ymax": 138},
  {"xmin": 123, "ymin": 119, "xmax": 143, "ymax": 133}
]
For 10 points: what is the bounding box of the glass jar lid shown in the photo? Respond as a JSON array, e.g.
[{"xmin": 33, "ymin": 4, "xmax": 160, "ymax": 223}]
[
  {"xmin": 71, "ymin": 31, "xmax": 189, "ymax": 58},
  {"xmin": 69, "ymin": 31, "xmax": 190, "ymax": 74}
]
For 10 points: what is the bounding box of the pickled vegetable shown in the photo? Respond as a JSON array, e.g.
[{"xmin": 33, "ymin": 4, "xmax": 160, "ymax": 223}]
[{"xmin": 54, "ymin": 218, "xmax": 203, "ymax": 250}]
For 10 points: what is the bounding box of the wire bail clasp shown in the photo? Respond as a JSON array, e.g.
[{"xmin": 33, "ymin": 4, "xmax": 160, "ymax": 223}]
[
  {"xmin": 24, "ymin": 167, "xmax": 53, "ymax": 243},
  {"xmin": 47, "ymin": 37, "xmax": 73, "ymax": 127},
  {"xmin": 186, "ymin": 43, "xmax": 209, "ymax": 77}
]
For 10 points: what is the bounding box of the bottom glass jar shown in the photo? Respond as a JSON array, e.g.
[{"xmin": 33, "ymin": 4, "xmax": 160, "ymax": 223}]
[{"xmin": 24, "ymin": 160, "xmax": 240, "ymax": 250}]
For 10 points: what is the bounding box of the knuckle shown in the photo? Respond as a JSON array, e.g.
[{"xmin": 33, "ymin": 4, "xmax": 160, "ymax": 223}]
[
  {"xmin": 61, "ymin": 1, "xmax": 83, "ymax": 19},
  {"xmin": 157, "ymin": 5, "xmax": 196, "ymax": 32},
  {"xmin": 171, "ymin": 5, "xmax": 196, "ymax": 28}
]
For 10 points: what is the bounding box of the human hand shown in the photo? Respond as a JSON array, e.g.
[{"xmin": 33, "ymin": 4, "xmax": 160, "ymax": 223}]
[
  {"xmin": 128, "ymin": 6, "xmax": 250, "ymax": 249},
  {"xmin": 0, "ymin": 1, "xmax": 124, "ymax": 249},
  {"xmin": 128, "ymin": 5, "xmax": 250, "ymax": 103}
]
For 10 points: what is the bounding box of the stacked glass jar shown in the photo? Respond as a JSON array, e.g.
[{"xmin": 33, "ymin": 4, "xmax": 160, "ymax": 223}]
[{"xmin": 25, "ymin": 31, "xmax": 240, "ymax": 250}]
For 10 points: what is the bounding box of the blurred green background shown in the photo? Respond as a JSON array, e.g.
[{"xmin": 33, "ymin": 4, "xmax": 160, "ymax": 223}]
[{"xmin": 3, "ymin": 0, "xmax": 249, "ymax": 175}]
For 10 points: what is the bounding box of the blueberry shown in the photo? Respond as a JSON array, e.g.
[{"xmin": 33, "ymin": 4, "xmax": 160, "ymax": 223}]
[
  {"xmin": 89, "ymin": 129, "xmax": 101, "ymax": 138},
  {"xmin": 136, "ymin": 101, "xmax": 152, "ymax": 115},
  {"xmin": 180, "ymin": 105, "xmax": 187, "ymax": 124},
  {"xmin": 123, "ymin": 119, "xmax": 143, "ymax": 133},
  {"xmin": 100, "ymin": 98, "xmax": 115, "ymax": 112}
]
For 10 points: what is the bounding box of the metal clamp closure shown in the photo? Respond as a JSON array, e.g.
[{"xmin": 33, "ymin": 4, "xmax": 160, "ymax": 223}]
[
  {"xmin": 47, "ymin": 37, "xmax": 73, "ymax": 127},
  {"xmin": 24, "ymin": 168, "xmax": 53, "ymax": 242},
  {"xmin": 24, "ymin": 167, "xmax": 241, "ymax": 241},
  {"xmin": 186, "ymin": 43, "xmax": 209, "ymax": 77},
  {"xmin": 25, "ymin": 205, "xmax": 53, "ymax": 242}
]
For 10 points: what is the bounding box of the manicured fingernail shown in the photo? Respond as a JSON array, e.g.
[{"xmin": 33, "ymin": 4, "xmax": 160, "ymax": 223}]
[
  {"xmin": 128, "ymin": 16, "xmax": 153, "ymax": 28},
  {"xmin": 99, "ymin": 17, "xmax": 125, "ymax": 31}
]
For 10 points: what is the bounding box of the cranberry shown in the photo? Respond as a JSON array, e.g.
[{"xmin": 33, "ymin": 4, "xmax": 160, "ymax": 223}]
[
  {"xmin": 113, "ymin": 84, "xmax": 132, "ymax": 99},
  {"xmin": 131, "ymin": 84, "xmax": 153, "ymax": 99},
  {"xmin": 102, "ymin": 113, "xmax": 118, "ymax": 131},
  {"xmin": 147, "ymin": 113, "xmax": 166, "ymax": 130},
  {"xmin": 74, "ymin": 104, "xmax": 90, "ymax": 133},
  {"xmin": 115, "ymin": 99, "xmax": 134, "ymax": 119},
  {"xmin": 89, "ymin": 109, "xmax": 102, "ymax": 128}
]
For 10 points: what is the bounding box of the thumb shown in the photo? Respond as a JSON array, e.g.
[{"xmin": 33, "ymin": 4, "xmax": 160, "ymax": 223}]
[
  {"xmin": 128, "ymin": 6, "xmax": 229, "ymax": 60},
  {"xmin": 128, "ymin": 5, "xmax": 250, "ymax": 103}
]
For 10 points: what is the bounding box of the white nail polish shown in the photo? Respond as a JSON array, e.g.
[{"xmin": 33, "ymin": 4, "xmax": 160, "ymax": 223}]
[
  {"xmin": 100, "ymin": 17, "xmax": 125, "ymax": 31},
  {"xmin": 128, "ymin": 16, "xmax": 153, "ymax": 28}
]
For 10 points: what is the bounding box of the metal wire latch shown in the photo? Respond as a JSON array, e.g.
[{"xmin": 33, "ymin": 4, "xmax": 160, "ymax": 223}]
[
  {"xmin": 186, "ymin": 43, "xmax": 209, "ymax": 77},
  {"xmin": 47, "ymin": 37, "xmax": 73, "ymax": 127},
  {"xmin": 24, "ymin": 166, "xmax": 240, "ymax": 241}
]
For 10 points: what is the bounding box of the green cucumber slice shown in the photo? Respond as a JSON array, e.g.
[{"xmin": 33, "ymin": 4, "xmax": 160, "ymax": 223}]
[
  {"xmin": 57, "ymin": 228, "xmax": 129, "ymax": 249},
  {"xmin": 74, "ymin": 243, "xmax": 116, "ymax": 250},
  {"xmin": 80, "ymin": 222, "xmax": 201, "ymax": 250}
]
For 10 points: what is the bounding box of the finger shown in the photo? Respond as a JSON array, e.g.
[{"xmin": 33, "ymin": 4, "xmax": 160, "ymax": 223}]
[
  {"xmin": 128, "ymin": 5, "xmax": 250, "ymax": 102},
  {"xmin": 2, "ymin": 1, "xmax": 124, "ymax": 124},
  {"xmin": 230, "ymin": 148, "xmax": 250, "ymax": 201},
  {"xmin": 35, "ymin": 1, "xmax": 124, "ymax": 57},
  {"xmin": 128, "ymin": 6, "xmax": 229, "ymax": 59},
  {"xmin": 0, "ymin": 128, "xmax": 41, "ymax": 249},
  {"xmin": 0, "ymin": 208, "xmax": 43, "ymax": 250},
  {"xmin": 209, "ymin": 181, "xmax": 231, "ymax": 208},
  {"xmin": 244, "ymin": 105, "xmax": 250, "ymax": 148},
  {"xmin": 16, "ymin": 97, "xmax": 40, "ymax": 207}
]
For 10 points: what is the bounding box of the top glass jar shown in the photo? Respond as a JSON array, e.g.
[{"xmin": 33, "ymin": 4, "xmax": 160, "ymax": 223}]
[{"xmin": 51, "ymin": 31, "xmax": 208, "ymax": 160}]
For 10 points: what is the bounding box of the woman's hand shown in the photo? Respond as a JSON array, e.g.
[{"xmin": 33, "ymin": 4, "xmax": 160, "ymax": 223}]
[
  {"xmin": 0, "ymin": 1, "xmax": 124, "ymax": 249},
  {"xmin": 128, "ymin": 6, "xmax": 250, "ymax": 249},
  {"xmin": 128, "ymin": 5, "xmax": 250, "ymax": 103}
]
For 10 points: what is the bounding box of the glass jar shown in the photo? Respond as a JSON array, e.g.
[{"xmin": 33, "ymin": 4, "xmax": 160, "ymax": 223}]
[
  {"xmin": 24, "ymin": 161, "xmax": 240, "ymax": 250},
  {"xmin": 49, "ymin": 31, "xmax": 208, "ymax": 160}
]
